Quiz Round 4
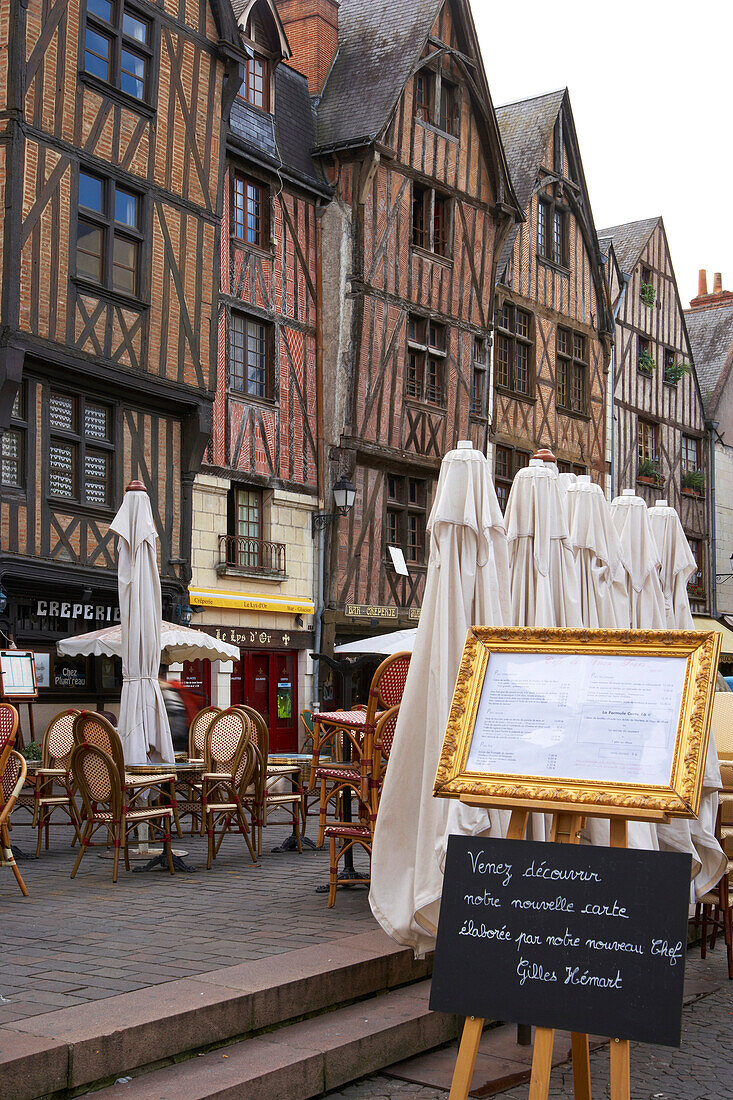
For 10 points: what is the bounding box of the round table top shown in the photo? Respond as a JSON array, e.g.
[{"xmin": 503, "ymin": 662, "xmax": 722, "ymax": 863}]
[{"xmin": 125, "ymin": 760, "xmax": 204, "ymax": 775}]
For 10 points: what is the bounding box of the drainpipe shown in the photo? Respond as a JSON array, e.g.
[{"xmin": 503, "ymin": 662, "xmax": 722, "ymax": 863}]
[
  {"xmin": 609, "ymin": 275, "xmax": 629, "ymax": 499},
  {"xmin": 706, "ymin": 419, "xmax": 718, "ymax": 619},
  {"xmin": 312, "ymin": 203, "xmax": 327, "ymax": 709}
]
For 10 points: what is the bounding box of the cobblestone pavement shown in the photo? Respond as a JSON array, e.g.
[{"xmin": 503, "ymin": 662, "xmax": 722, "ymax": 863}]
[
  {"xmin": 0, "ymin": 817, "xmax": 372, "ymax": 1025},
  {"xmin": 327, "ymin": 951, "xmax": 733, "ymax": 1099}
]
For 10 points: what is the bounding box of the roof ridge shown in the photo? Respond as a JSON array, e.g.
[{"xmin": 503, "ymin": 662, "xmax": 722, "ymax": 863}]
[{"xmin": 495, "ymin": 87, "xmax": 566, "ymax": 112}]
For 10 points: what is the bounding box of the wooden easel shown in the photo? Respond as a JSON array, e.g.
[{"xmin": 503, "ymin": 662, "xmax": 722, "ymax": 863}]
[{"xmin": 447, "ymin": 804, "xmax": 635, "ymax": 1100}]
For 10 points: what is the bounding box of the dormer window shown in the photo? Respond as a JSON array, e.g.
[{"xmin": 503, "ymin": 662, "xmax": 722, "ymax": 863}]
[
  {"xmin": 413, "ymin": 59, "xmax": 460, "ymax": 137},
  {"xmin": 240, "ymin": 55, "xmax": 269, "ymax": 111},
  {"xmin": 415, "ymin": 70, "xmax": 434, "ymax": 121}
]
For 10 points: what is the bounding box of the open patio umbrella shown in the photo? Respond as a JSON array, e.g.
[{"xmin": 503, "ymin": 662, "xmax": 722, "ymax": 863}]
[
  {"xmin": 505, "ymin": 454, "xmax": 581, "ymax": 629},
  {"xmin": 334, "ymin": 628, "xmax": 417, "ymax": 656},
  {"xmin": 57, "ymin": 620, "xmax": 240, "ymax": 663},
  {"xmin": 608, "ymin": 490, "xmax": 666, "ymax": 629},
  {"xmin": 109, "ymin": 482, "xmax": 173, "ymax": 765},
  {"xmin": 369, "ymin": 442, "xmax": 510, "ymax": 957},
  {"xmin": 566, "ymin": 475, "xmax": 627, "ymax": 628},
  {"xmin": 647, "ymin": 500, "xmax": 725, "ymax": 899}
]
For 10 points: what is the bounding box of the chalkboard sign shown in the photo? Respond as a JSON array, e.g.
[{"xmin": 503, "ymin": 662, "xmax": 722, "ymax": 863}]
[{"xmin": 430, "ymin": 837, "xmax": 691, "ymax": 1047}]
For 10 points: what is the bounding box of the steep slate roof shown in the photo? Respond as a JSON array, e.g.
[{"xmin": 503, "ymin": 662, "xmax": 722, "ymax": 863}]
[
  {"xmin": 685, "ymin": 304, "xmax": 733, "ymax": 412},
  {"xmin": 315, "ymin": 0, "xmax": 443, "ymax": 151},
  {"xmin": 495, "ymin": 89, "xmax": 565, "ymax": 213},
  {"xmin": 595, "ymin": 217, "xmax": 660, "ymax": 277},
  {"xmin": 228, "ymin": 62, "xmax": 330, "ymax": 195}
]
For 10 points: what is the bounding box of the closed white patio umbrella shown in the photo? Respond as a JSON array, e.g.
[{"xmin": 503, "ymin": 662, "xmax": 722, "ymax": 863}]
[
  {"xmin": 369, "ymin": 443, "xmax": 510, "ymax": 957},
  {"xmin": 505, "ymin": 452, "xmax": 581, "ymax": 629},
  {"xmin": 110, "ymin": 481, "xmax": 173, "ymax": 765},
  {"xmin": 566, "ymin": 475, "xmax": 627, "ymax": 628},
  {"xmin": 608, "ymin": 490, "xmax": 666, "ymax": 629},
  {"xmin": 648, "ymin": 499, "xmax": 697, "ymax": 630}
]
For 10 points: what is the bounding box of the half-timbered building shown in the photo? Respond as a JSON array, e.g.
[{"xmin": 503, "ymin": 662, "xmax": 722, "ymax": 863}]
[
  {"xmin": 0, "ymin": 0, "xmax": 244, "ymax": 713},
  {"xmin": 302, "ymin": 0, "xmax": 520, "ymax": 656},
  {"xmin": 188, "ymin": 0, "xmax": 331, "ymax": 741},
  {"xmin": 493, "ymin": 90, "xmax": 613, "ymax": 504},
  {"xmin": 686, "ymin": 271, "xmax": 733, "ymax": 619},
  {"xmin": 598, "ymin": 217, "xmax": 712, "ymax": 614}
]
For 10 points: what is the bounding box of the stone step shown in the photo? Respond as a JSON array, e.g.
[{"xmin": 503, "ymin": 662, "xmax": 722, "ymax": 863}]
[
  {"xmin": 0, "ymin": 930, "xmax": 434, "ymax": 1099},
  {"xmin": 87, "ymin": 981, "xmax": 458, "ymax": 1100}
]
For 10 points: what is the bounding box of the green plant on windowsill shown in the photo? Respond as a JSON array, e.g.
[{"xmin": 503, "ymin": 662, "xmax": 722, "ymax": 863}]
[
  {"xmin": 681, "ymin": 468, "xmax": 705, "ymax": 493},
  {"xmin": 664, "ymin": 361, "xmax": 690, "ymax": 385},
  {"xmin": 687, "ymin": 581, "xmax": 706, "ymax": 600},
  {"xmin": 20, "ymin": 740, "xmax": 41, "ymax": 762},
  {"xmin": 637, "ymin": 457, "xmax": 663, "ymax": 487},
  {"xmin": 640, "ymin": 281, "xmax": 656, "ymax": 307},
  {"xmin": 638, "ymin": 348, "xmax": 656, "ymax": 374}
]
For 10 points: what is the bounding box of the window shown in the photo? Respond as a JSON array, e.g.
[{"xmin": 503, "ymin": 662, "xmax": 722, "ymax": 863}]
[
  {"xmin": 76, "ymin": 170, "xmax": 142, "ymax": 296},
  {"xmin": 386, "ymin": 474, "xmax": 427, "ymax": 564},
  {"xmin": 682, "ymin": 436, "xmax": 699, "ymax": 475},
  {"xmin": 405, "ymin": 315, "xmax": 446, "ymax": 405},
  {"xmin": 239, "ymin": 54, "xmax": 269, "ymax": 110},
  {"xmin": 48, "ymin": 393, "xmax": 113, "ymax": 507},
  {"xmin": 232, "ymin": 486, "xmax": 262, "ymax": 568},
  {"xmin": 412, "ymin": 184, "xmax": 452, "ymax": 257},
  {"xmin": 83, "ymin": 0, "xmax": 151, "ymax": 101},
  {"xmin": 414, "ymin": 70, "xmax": 434, "ymax": 120},
  {"xmin": 471, "ymin": 337, "xmax": 488, "ymax": 416},
  {"xmin": 556, "ymin": 328, "xmax": 588, "ymax": 415},
  {"xmin": 494, "ymin": 445, "xmax": 530, "ymax": 513},
  {"xmin": 230, "ymin": 314, "xmax": 271, "ymax": 399},
  {"xmin": 552, "ymin": 116, "xmax": 563, "ymax": 174},
  {"xmin": 638, "ymin": 336, "xmax": 654, "ymax": 375},
  {"xmin": 495, "ymin": 302, "xmax": 533, "ymax": 397},
  {"xmin": 637, "ymin": 419, "xmax": 657, "ymax": 465},
  {"xmin": 414, "ymin": 66, "xmax": 459, "ymax": 135},
  {"xmin": 1, "ymin": 386, "xmax": 26, "ymax": 490},
  {"xmin": 537, "ymin": 197, "xmax": 567, "ymax": 266},
  {"xmin": 687, "ymin": 539, "xmax": 705, "ymax": 600},
  {"xmin": 232, "ymin": 176, "xmax": 266, "ymax": 246},
  {"xmin": 439, "ymin": 80, "xmax": 458, "ymax": 135}
]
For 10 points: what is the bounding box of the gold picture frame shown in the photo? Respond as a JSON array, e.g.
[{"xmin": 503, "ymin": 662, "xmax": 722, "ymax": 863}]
[{"xmin": 433, "ymin": 627, "xmax": 721, "ymax": 821}]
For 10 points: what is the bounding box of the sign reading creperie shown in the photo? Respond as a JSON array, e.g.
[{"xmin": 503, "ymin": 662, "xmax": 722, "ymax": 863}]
[{"xmin": 35, "ymin": 601, "xmax": 120, "ymax": 622}]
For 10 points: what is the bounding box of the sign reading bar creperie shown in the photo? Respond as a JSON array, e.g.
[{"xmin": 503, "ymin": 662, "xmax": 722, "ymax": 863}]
[
  {"xmin": 199, "ymin": 625, "xmax": 314, "ymax": 650},
  {"xmin": 344, "ymin": 604, "xmax": 420, "ymax": 621}
]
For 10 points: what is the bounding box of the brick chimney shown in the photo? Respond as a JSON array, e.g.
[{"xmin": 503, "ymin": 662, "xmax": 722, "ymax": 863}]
[
  {"xmin": 276, "ymin": 0, "xmax": 339, "ymax": 96},
  {"xmin": 689, "ymin": 268, "xmax": 733, "ymax": 311}
]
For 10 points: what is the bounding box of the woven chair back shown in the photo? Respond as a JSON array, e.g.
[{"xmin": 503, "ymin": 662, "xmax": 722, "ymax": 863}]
[
  {"xmin": 233, "ymin": 738, "xmax": 258, "ymax": 793},
  {"xmin": 43, "ymin": 709, "xmax": 80, "ymax": 770},
  {"xmin": 237, "ymin": 706, "xmax": 269, "ymax": 758},
  {"xmin": 374, "ymin": 652, "xmax": 411, "ymax": 710},
  {"xmin": 300, "ymin": 709, "xmax": 314, "ymax": 738},
  {"xmin": 189, "ymin": 706, "xmax": 222, "ymax": 759},
  {"xmin": 375, "ymin": 705, "xmax": 399, "ymax": 762},
  {"xmin": 712, "ymin": 692, "xmax": 733, "ymax": 760},
  {"xmin": 73, "ymin": 712, "xmax": 125, "ymax": 782},
  {"xmin": 0, "ymin": 750, "xmax": 26, "ymax": 825},
  {"xmin": 0, "ymin": 704, "xmax": 19, "ymax": 769},
  {"xmin": 71, "ymin": 743, "xmax": 121, "ymax": 820},
  {"xmin": 205, "ymin": 708, "xmax": 253, "ymax": 774}
]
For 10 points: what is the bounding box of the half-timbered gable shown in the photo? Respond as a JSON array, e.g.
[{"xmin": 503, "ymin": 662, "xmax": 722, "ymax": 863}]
[
  {"xmin": 309, "ymin": 0, "xmax": 519, "ymax": 639},
  {"xmin": 0, "ymin": 0, "xmax": 243, "ymax": 700},
  {"xmin": 188, "ymin": 0, "xmax": 330, "ymax": 730},
  {"xmin": 599, "ymin": 216, "xmax": 711, "ymax": 613},
  {"xmin": 494, "ymin": 89, "xmax": 612, "ymax": 507}
]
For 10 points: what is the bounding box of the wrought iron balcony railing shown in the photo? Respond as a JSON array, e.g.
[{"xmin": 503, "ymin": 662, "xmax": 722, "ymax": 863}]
[{"xmin": 218, "ymin": 535, "xmax": 287, "ymax": 576}]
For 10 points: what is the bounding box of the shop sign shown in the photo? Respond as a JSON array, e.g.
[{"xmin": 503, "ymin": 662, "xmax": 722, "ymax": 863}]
[
  {"xmin": 35, "ymin": 600, "xmax": 120, "ymax": 622},
  {"xmin": 199, "ymin": 625, "xmax": 314, "ymax": 650},
  {"xmin": 345, "ymin": 604, "xmax": 398, "ymax": 620},
  {"xmin": 54, "ymin": 657, "xmax": 87, "ymax": 689}
]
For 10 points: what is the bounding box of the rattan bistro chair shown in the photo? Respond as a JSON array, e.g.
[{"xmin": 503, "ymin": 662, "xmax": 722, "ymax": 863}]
[
  {"xmin": 323, "ymin": 705, "xmax": 399, "ymax": 908},
  {"xmin": 238, "ymin": 705, "xmax": 302, "ymax": 854},
  {"xmin": 70, "ymin": 743, "xmax": 175, "ymax": 882},
  {"xmin": 0, "ymin": 749, "xmax": 29, "ymax": 896},
  {"xmin": 189, "ymin": 706, "xmax": 222, "ymax": 761},
  {"xmin": 72, "ymin": 711, "xmax": 180, "ymax": 833},
  {"xmin": 33, "ymin": 709, "xmax": 82, "ymax": 857},
  {"xmin": 201, "ymin": 709, "xmax": 259, "ymax": 868},
  {"xmin": 174, "ymin": 707, "xmax": 222, "ymax": 835},
  {"xmin": 0, "ymin": 704, "xmax": 19, "ymax": 779}
]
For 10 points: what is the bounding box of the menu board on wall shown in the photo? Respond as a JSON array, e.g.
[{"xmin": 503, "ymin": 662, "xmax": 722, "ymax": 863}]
[{"xmin": 0, "ymin": 651, "xmax": 38, "ymax": 698}]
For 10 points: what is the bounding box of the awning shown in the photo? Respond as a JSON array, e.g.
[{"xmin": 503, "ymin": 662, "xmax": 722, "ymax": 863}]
[
  {"xmin": 188, "ymin": 586, "xmax": 315, "ymax": 616},
  {"xmin": 692, "ymin": 616, "xmax": 733, "ymax": 659}
]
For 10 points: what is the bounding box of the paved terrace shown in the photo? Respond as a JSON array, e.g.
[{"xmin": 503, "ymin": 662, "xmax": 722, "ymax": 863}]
[{"xmin": 0, "ymin": 818, "xmax": 374, "ymax": 1026}]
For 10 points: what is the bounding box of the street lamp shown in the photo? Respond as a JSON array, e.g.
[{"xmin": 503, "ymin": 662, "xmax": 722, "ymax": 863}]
[{"xmin": 312, "ymin": 474, "xmax": 356, "ymax": 535}]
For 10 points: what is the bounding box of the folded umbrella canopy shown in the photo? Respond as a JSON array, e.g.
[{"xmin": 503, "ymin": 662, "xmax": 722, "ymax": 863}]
[
  {"xmin": 608, "ymin": 491, "xmax": 666, "ymax": 629},
  {"xmin": 647, "ymin": 499, "xmax": 725, "ymax": 899},
  {"xmin": 369, "ymin": 443, "xmax": 510, "ymax": 957},
  {"xmin": 566, "ymin": 476, "xmax": 627, "ymax": 628},
  {"xmin": 57, "ymin": 621, "xmax": 241, "ymax": 663},
  {"xmin": 505, "ymin": 457, "xmax": 581, "ymax": 628},
  {"xmin": 110, "ymin": 482, "xmax": 174, "ymax": 765},
  {"xmin": 334, "ymin": 628, "xmax": 417, "ymax": 656}
]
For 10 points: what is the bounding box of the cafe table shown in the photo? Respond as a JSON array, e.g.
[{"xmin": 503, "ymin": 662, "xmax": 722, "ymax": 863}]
[
  {"xmin": 125, "ymin": 760, "xmax": 205, "ymax": 872},
  {"xmin": 267, "ymin": 753, "xmax": 331, "ymax": 852}
]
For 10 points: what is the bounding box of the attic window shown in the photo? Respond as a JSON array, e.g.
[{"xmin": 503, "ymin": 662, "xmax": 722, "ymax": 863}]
[
  {"xmin": 414, "ymin": 70, "xmax": 434, "ymax": 121},
  {"xmin": 414, "ymin": 63, "xmax": 460, "ymax": 137},
  {"xmin": 239, "ymin": 55, "xmax": 269, "ymax": 111}
]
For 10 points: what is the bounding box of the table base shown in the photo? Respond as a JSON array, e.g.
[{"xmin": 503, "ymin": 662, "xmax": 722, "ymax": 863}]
[
  {"xmin": 133, "ymin": 851, "xmax": 197, "ymax": 874},
  {"xmin": 272, "ymin": 833, "xmax": 317, "ymax": 853},
  {"xmin": 315, "ymin": 868, "xmax": 370, "ymax": 893}
]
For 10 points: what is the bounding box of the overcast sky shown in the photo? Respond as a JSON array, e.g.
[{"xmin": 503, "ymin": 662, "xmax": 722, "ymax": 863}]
[{"xmin": 473, "ymin": 1, "xmax": 731, "ymax": 304}]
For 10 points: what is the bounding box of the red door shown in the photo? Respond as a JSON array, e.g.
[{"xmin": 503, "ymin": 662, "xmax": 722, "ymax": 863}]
[{"xmin": 232, "ymin": 650, "xmax": 299, "ymax": 752}]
